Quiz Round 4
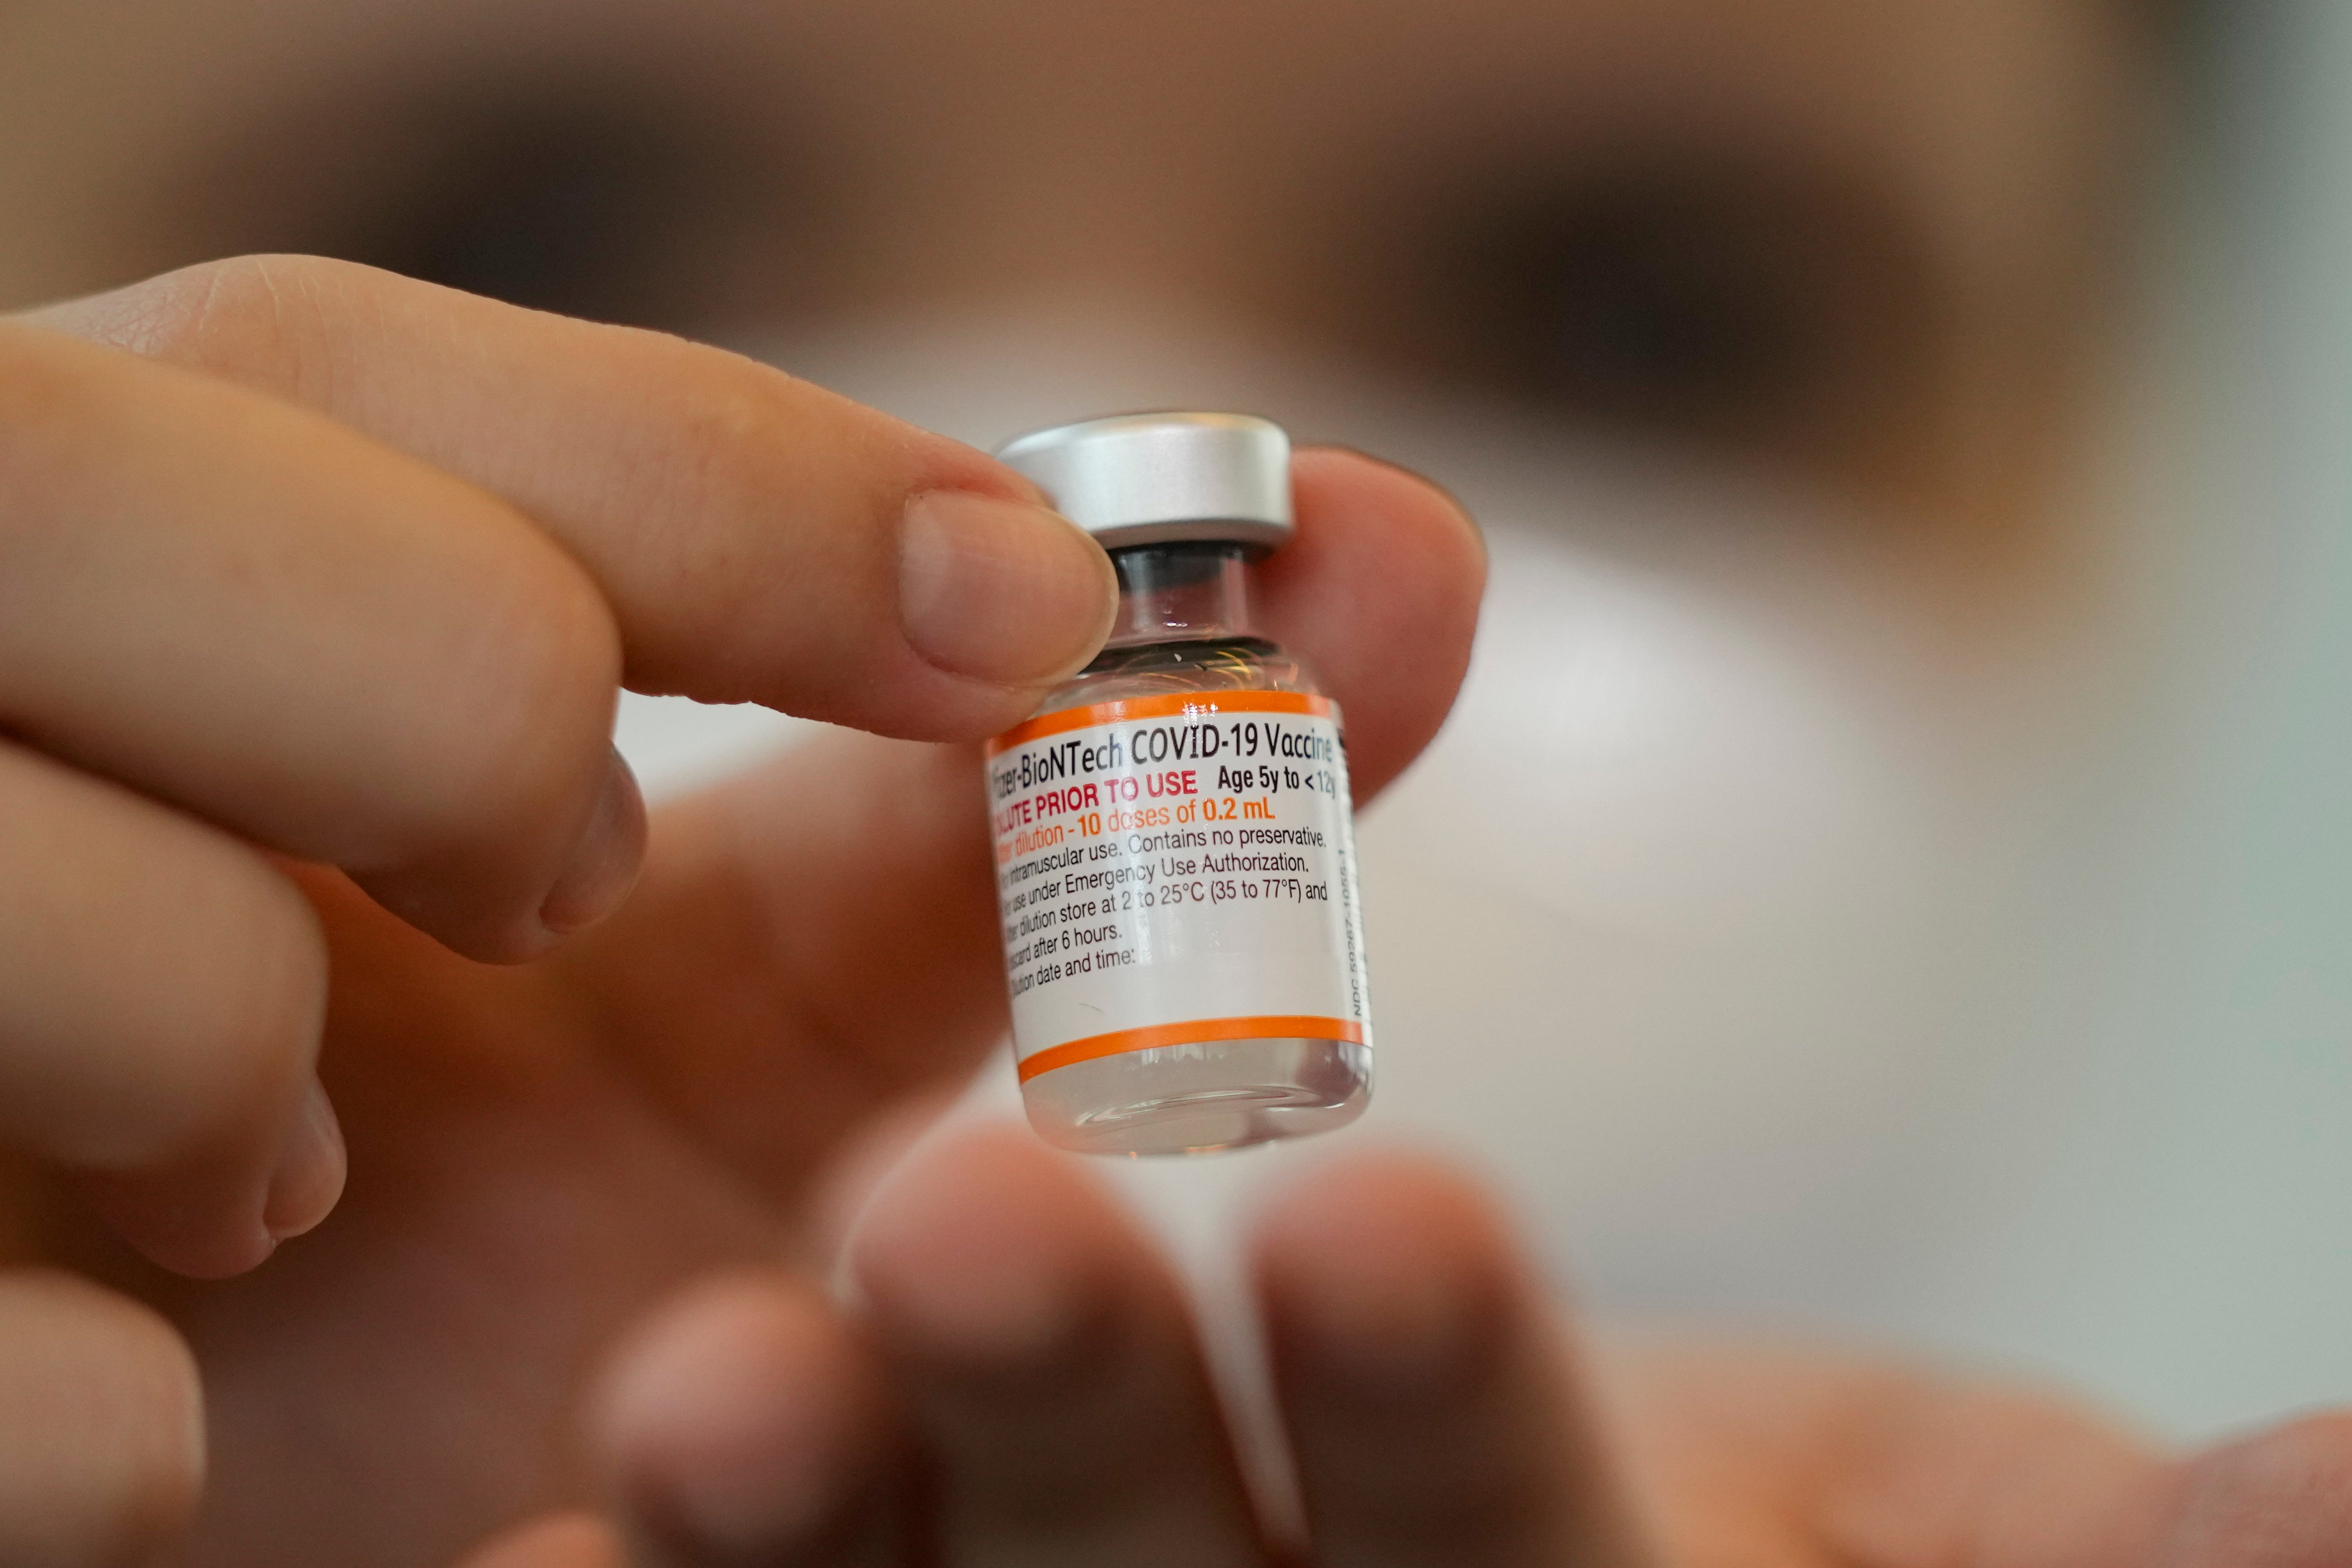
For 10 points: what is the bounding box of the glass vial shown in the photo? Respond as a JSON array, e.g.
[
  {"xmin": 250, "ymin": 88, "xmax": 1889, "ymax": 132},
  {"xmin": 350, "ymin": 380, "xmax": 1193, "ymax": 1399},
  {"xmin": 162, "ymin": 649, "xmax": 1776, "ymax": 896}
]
[{"xmin": 987, "ymin": 413, "xmax": 1373, "ymax": 1155}]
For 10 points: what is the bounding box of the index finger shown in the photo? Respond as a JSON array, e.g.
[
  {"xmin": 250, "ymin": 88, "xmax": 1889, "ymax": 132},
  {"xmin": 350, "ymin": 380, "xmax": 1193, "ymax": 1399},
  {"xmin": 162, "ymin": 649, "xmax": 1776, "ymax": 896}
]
[{"xmin": 27, "ymin": 255, "xmax": 1117, "ymax": 741}]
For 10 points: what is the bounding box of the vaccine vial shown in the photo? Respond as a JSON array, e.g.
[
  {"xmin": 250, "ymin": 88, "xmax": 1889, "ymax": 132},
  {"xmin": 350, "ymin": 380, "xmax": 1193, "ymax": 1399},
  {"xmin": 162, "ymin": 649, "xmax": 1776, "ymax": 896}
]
[{"xmin": 986, "ymin": 413, "xmax": 1373, "ymax": 1155}]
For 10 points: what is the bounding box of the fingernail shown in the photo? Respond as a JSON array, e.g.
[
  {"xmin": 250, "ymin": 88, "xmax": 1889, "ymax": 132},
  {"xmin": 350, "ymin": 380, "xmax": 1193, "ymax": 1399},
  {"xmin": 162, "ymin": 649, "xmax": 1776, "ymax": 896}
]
[
  {"xmin": 899, "ymin": 490, "xmax": 1116, "ymax": 684},
  {"xmin": 263, "ymin": 1076, "xmax": 347, "ymax": 1242},
  {"xmin": 851, "ymin": 1132, "xmax": 1109, "ymax": 1373},
  {"xmin": 883, "ymin": 1229, "xmax": 1099, "ymax": 1373},
  {"xmin": 541, "ymin": 748, "xmax": 648, "ymax": 937},
  {"xmin": 1273, "ymin": 1246, "xmax": 1504, "ymax": 1401},
  {"xmin": 634, "ymin": 1426, "xmax": 840, "ymax": 1564},
  {"xmin": 600, "ymin": 1284, "xmax": 876, "ymax": 1563}
]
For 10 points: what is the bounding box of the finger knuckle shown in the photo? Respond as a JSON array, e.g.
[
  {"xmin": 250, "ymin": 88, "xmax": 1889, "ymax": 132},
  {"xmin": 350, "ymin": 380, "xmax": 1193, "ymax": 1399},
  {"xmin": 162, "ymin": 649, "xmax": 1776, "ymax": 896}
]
[
  {"xmin": 78, "ymin": 253, "xmax": 369, "ymax": 368},
  {"xmin": 616, "ymin": 348, "xmax": 889, "ymax": 677},
  {"xmin": 106, "ymin": 841, "xmax": 329, "ymax": 1167},
  {"xmin": 661, "ymin": 368, "xmax": 804, "ymax": 542},
  {"xmin": 411, "ymin": 537, "xmax": 621, "ymax": 840},
  {"xmin": 0, "ymin": 750, "xmax": 330, "ymax": 1169},
  {"xmin": 41, "ymin": 254, "xmax": 464, "ymax": 428}
]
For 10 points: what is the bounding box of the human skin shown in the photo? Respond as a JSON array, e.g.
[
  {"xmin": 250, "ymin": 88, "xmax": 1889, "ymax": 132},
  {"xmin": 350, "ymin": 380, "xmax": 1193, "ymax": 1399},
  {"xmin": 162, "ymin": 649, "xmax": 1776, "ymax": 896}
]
[
  {"xmin": 1, "ymin": 254, "xmax": 2345, "ymax": 1568},
  {"xmin": 0, "ymin": 252, "xmax": 1466, "ymax": 1563}
]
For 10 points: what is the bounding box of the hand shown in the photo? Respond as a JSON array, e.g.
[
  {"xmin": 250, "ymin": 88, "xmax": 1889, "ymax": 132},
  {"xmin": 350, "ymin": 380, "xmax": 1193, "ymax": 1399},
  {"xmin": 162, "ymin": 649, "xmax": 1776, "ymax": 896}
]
[
  {"xmin": 507, "ymin": 1129, "xmax": 2351, "ymax": 1568},
  {"xmin": 0, "ymin": 255, "xmax": 1483, "ymax": 1567}
]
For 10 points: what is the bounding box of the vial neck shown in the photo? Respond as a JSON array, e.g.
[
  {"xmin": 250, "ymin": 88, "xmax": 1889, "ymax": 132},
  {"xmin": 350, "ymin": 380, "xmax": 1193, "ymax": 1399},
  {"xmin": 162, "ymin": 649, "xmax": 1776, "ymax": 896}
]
[{"xmin": 1104, "ymin": 543, "xmax": 1254, "ymax": 647}]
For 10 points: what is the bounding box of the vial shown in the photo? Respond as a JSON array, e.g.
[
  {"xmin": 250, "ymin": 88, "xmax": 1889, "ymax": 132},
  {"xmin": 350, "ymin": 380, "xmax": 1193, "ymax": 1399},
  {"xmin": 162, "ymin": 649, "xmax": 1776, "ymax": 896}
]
[{"xmin": 986, "ymin": 413, "xmax": 1373, "ymax": 1155}]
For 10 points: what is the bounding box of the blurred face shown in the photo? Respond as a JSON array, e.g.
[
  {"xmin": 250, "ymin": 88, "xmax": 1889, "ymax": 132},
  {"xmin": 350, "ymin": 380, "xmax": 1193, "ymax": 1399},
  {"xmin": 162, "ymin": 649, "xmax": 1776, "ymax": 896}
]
[
  {"xmin": 0, "ymin": 0, "xmax": 2154, "ymax": 524},
  {"xmin": 0, "ymin": 1, "xmax": 2179, "ymax": 1305}
]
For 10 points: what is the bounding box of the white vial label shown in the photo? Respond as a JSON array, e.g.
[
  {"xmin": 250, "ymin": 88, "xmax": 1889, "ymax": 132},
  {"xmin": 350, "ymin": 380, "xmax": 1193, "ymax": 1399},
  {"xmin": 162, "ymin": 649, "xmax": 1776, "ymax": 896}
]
[{"xmin": 987, "ymin": 691, "xmax": 1373, "ymax": 1083}]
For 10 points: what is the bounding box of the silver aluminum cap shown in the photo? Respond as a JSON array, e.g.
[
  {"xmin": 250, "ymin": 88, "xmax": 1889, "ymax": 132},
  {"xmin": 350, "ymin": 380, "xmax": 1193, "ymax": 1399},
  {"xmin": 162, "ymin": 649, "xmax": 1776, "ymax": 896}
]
[{"xmin": 995, "ymin": 412, "xmax": 1293, "ymax": 552}]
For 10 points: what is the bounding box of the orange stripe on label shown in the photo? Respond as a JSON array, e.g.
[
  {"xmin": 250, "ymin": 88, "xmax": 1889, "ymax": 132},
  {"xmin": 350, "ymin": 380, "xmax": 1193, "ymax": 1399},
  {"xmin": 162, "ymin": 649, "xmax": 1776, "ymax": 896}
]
[
  {"xmin": 987, "ymin": 690, "xmax": 1336, "ymax": 756},
  {"xmin": 1018, "ymin": 1015, "xmax": 1367, "ymax": 1083}
]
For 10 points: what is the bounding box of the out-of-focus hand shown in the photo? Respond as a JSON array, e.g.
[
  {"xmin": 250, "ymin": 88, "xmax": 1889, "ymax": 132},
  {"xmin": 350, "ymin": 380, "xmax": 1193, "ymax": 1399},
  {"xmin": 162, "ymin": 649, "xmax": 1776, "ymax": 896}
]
[
  {"xmin": 0, "ymin": 255, "xmax": 1482, "ymax": 1568},
  {"xmin": 548, "ymin": 1131, "xmax": 2350, "ymax": 1568}
]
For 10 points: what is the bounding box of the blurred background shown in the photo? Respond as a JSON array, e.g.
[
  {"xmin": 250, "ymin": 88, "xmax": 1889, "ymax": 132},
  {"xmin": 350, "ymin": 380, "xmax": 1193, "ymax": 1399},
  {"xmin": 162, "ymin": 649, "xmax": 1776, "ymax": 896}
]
[{"xmin": 3, "ymin": 0, "xmax": 2344, "ymax": 1441}]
